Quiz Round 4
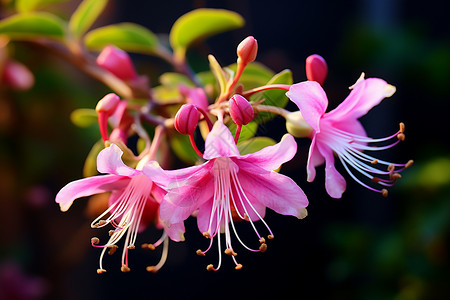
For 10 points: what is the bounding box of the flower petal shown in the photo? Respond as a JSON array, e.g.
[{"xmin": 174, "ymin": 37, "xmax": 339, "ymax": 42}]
[
  {"xmin": 326, "ymin": 76, "xmax": 394, "ymax": 121},
  {"xmin": 96, "ymin": 143, "xmax": 139, "ymax": 177},
  {"xmin": 306, "ymin": 136, "xmax": 324, "ymax": 182},
  {"xmin": 239, "ymin": 134, "xmax": 297, "ymax": 171},
  {"xmin": 238, "ymin": 168, "xmax": 308, "ymax": 218},
  {"xmin": 160, "ymin": 170, "xmax": 213, "ymax": 226},
  {"xmin": 286, "ymin": 81, "xmax": 328, "ymax": 132},
  {"xmin": 164, "ymin": 221, "xmax": 186, "ymax": 242},
  {"xmin": 317, "ymin": 143, "xmax": 346, "ymax": 198},
  {"xmin": 56, "ymin": 174, "xmax": 129, "ymax": 212},
  {"xmin": 203, "ymin": 121, "xmax": 239, "ymax": 160}
]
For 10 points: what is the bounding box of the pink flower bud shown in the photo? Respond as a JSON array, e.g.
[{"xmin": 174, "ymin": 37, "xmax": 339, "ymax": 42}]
[
  {"xmin": 229, "ymin": 94, "xmax": 254, "ymax": 126},
  {"xmin": 96, "ymin": 45, "xmax": 138, "ymax": 81},
  {"xmin": 174, "ymin": 104, "xmax": 200, "ymax": 135},
  {"xmin": 1, "ymin": 60, "xmax": 34, "ymax": 91},
  {"xmin": 305, "ymin": 54, "xmax": 328, "ymax": 85},
  {"xmin": 237, "ymin": 36, "xmax": 258, "ymax": 65},
  {"xmin": 96, "ymin": 93, "xmax": 120, "ymax": 115}
]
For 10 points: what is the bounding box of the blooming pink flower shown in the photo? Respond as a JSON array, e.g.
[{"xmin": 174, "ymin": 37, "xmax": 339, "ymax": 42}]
[
  {"xmin": 55, "ymin": 144, "xmax": 180, "ymax": 273},
  {"xmin": 160, "ymin": 121, "xmax": 308, "ymax": 270},
  {"xmin": 286, "ymin": 74, "xmax": 413, "ymax": 198}
]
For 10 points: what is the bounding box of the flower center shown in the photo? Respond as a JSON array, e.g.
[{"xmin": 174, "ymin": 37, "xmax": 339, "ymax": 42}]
[
  {"xmin": 198, "ymin": 157, "xmax": 274, "ymax": 271},
  {"xmin": 90, "ymin": 174, "xmax": 162, "ymax": 273}
]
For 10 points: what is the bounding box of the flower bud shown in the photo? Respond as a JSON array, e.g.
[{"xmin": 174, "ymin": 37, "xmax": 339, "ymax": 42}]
[
  {"xmin": 305, "ymin": 54, "xmax": 328, "ymax": 85},
  {"xmin": 174, "ymin": 104, "xmax": 200, "ymax": 135},
  {"xmin": 1, "ymin": 60, "xmax": 34, "ymax": 90},
  {"xmin": 96, "ymin": 45, "xmax": 138, "ymax": 81},
  {"xmin": 237, "ymin": 36, "xmax": 258, "ymax": 65},
  {"xmin": 229, "ymin": 94, "xmax": 254, "ymax": 126},
  {"xmin": 96, "ymin": 93, "xmax": 120, "ymax": 115},
  {"xmin": 285, "ymin": 111, "xmax": 313, "ymax": 138}
]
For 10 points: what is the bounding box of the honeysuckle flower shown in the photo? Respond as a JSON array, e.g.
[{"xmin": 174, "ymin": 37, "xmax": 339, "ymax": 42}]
[
  {"xmin": 55, "ymin": 144, "xmax": 181, "ymax": 273},
  {"xmin": 160, "ymin": 120, "xmax": 308, "ymax": 270},
  {"xmin": 286, "ymin": 73, "xmax": 413, "ymax": 198}
]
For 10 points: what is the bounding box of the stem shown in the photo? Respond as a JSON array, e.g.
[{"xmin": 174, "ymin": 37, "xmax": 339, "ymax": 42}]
[
  {"xmin": 241, "ymin": 84, "xmax": 291, "ymax": 98},
  {"xmin": 234, "ymin": 125, "xmax": 242, "ymax": 144},
  {"xmin": 254, "ymin": 104, "xmax": 290, "ymax": 118},
  {"xmin": 189, "ymin": 134, "xmax": 204, "ymax": 158},
  {"xmin": 36, "ymin": 40, "xmax": 135, "ymax": 99}
]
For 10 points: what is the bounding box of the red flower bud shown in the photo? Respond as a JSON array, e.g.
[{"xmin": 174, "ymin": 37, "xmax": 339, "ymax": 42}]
[
  {"xmin": 229, "ymin": 94, "xmax": 254, "ymax": 126},
  {"xmin": 96, "ymin": 93, "xmax": 120, "ymax": 115},
  {"xmin": 237, "ymin": 36, "xmax": 258, "ymax": 65},
  {"xmin": 305, "ymin": 54, "xmax": 328, "ymax": 85},
  {"xmin": 96, "ymin": 45, "xmax": 138, "ymax": 81},
  {"xmin": 174, "ymin": 104, "xmax": 200, "ymax": 135},
  {"xmin": 1, "ymin": 60, "xmax": 34, "ymax": 91}
]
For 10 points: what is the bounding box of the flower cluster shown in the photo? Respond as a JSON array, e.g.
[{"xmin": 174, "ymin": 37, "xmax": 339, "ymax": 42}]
[
  {"xmin": 54, "ymin": 34, "xmax": 412, "ymax": 273},
  {"xmin": 0, "ymin": 2, "xmax": 412, "ymax": 273}
]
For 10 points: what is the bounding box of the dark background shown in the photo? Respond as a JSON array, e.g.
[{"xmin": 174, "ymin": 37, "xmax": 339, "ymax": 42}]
[{"xmin": 1, "ymin": 0, "xmax": 449, "ymax": 299}]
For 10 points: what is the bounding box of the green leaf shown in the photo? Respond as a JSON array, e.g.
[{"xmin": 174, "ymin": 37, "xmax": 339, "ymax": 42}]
[
  {"xmin": 0, "ymin": 12, "xmax": 65, "ymax": 40},
  {"xmin": 70, "ymin": 108, "xmax": 98, "ymax": 128},
  {"xmin": 227, "ymin": 62, "xmax": 275, "ymax": 89},
  {"xmin": 84, "ymin": 22, "xmax": 159, "ymax": 53},
  {"xmin": 237, "ymin": 136, "xmax": 276, "ymax": 155},
  {"xmin": 170, "ymin": 132, "xmax": 200, "ymax": 164},
  {"xmin": 227, "ymin": 121, "xmax": 258, "ymax": 144},
  {"xmin": 170, "ymin": 8, "xmax": 244, "ymax": 62},
  {"xmin": 252, "ymin": 69, "xmax": 293, "ymax": 123},
  {"xmin": 69, "ymin": 0, "xmax": 108, "ymax": 38},
  {"xmin": 83, "ymin": 140, "xmax": 104, "ymax": 177},
  {"xmin": 159, "ymin": 72, "xmax": 194, "ymax": 87},
  {"xmin": 15, "ymin": 0, "xmax": 69, "ymax": 12}
]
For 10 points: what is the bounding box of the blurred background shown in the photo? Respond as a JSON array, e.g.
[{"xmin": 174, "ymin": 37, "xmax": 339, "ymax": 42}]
[{"xmin": 0, "ymin": 0, "xmax": 449, "ymax": 299}]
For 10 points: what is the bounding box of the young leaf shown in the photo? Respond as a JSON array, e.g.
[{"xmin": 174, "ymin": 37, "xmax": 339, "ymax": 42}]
[
  {"xmin": 252, "ymin": 69, "xmax": 293, "ymax": 123},
  {"xmin": 170, "ymin": 9, "xmax": 244, "ymax": 62},
  {"xmin": 0, "ymin": 12, "xmax": 65, "ymax": 40},
  {"xmin": 84, "ymin": 23, "xmax": 159, "ymax": 54},
  {"xmin": 69, "ymin": 0, "xmax": 108, "ymax": 38},
  {"xmin": 228, "ymin": 121, "xmax": 258, "ymax": 143},
  {"xmin": 70, "ymin": 108, "xmax": 98, "ymax": 128},
  {"xmin": 15, "ymin": 0, "xmax": 69, "ymax": 12},
  {"xmin": 83, "ymin": 140, "xmax": 104, "ymax": 177},
  {"xmin": 169, "ymin": 132, "xmax": 200, "ymax": 164},
  {"xmin": 237, "ymin": 136, "xmax": 276, "ymax": 155}
]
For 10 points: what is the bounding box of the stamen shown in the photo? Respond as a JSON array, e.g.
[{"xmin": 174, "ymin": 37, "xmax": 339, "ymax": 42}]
[
  {"xmin": 206, "ymin": 264, "xmax": 215, "ymax": 271},
  {"xmin": 259, "ymin": 243, "xmax": 268, "ymax": 253},
  {"xmin": 121, "ymin": 265, "xmax": 131, "ymax": 272},
  {"xmin": 224, "ymin": 248, "xmax": 237, "ymax": 256},
  {"xmin": 381, "ymin": 189, "xmax": 389, "ymax": 197},
  {"xmin": 397, "ymin": 133, "xmax": 405, "ymax": 141},
  {"xmin": 371, "ymin": 159, "xmax": 378, "ymax": 165},
  {"xmin": 141, "ymin": 243, "xmax": 156, "ymax": 250},
  {"xmin": 91, "ymin": 237, "xmax": 100, "ymax": 245},
  {"xmin": 268, "ymin": 235, "xmax": 274, "ymax": 240},
  {"xmin": 97, "ymin": 269, "xmax": 107, "ymax": 274},
  {"xmin": 259, "ymin": 237, "xmax": 266, "ymax": 244},
  {"xmin": 145, "ymin": 235, "xmax": 169, "ymax": 273},
  {"xmin": 203, "ymin": 231, "xmax": 211, "ymax": 239},
  {"xmin": 405, "ymin": 160, "xmax": 414, "ymax": 168},
  {"xmin": 235, "ymin": 264, "xmax": 243, "ymax": 270},
  {"xmin": 399, "ymin": 122, "xmax": 405, "ymax": 133},
  {"xmin": 108, "ymin": 245, "xmax": 118, "ymax": 255},
  {"xmin": 196, "ymin": 249, "xmax": 206, "ymax": 256},
  {"xmin": 127, "ymin": 245, "xmax": 135, "ymax": 250}
]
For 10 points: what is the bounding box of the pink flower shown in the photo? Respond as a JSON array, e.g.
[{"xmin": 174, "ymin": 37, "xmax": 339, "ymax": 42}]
[
  {"xmin": 286, "ymin": 74, "xmax": 413, "ymax": 198},
  {"xmin": 160, "ymin": 121, "xmax": 308, "ymax": 270},
  {"xmin": 55, "ymin": 144, "xmax": 179, "ymax": 273}
]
